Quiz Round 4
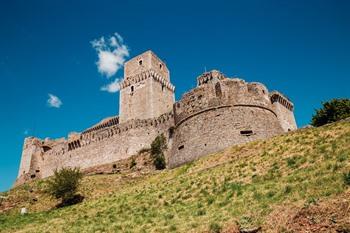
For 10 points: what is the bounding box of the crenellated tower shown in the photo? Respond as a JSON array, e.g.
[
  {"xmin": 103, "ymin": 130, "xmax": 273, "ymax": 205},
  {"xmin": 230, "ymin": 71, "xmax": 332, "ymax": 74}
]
[{"xmin": 119, "ymin": 50, "xmax": 175, "ymax": 123}]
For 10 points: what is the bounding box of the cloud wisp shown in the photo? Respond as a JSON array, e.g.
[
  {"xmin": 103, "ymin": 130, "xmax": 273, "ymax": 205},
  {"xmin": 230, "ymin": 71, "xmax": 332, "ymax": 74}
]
[
  {"xmin": 47, "ymin": 94, "xmax": 63, "ymax": 108},
  {"xmin": 91, "ymin": 33, "xmax": 129, "ymax": 78},
  {"xmin": 100, "ymin": 77, "xmax": 122, "ymax": 93}
]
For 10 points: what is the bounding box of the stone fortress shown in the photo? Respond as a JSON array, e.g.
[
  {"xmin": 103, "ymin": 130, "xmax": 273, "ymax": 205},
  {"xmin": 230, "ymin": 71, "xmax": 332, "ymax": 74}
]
[{"xmin": 15, "ymin": 50, "xmax": 297, "ymax": 185}]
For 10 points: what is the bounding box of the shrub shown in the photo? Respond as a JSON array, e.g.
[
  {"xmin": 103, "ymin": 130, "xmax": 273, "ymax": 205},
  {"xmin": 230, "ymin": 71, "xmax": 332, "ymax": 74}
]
[
  {"xmin": 209, "ymin": 222, "xmax": 222, "ymax": 233},
  {"xmin": 344, "ymin": 172, "xmax": 350, "ymax": 186},
  {"xmin": 46, "ymin": 167, "xmax": 83, "ymax": 206},
  {"xmin": 150, "ymin": 134, "xmax": 167, "ymax": 170},
  {"xmin": 311, "ymin": 98, "xmax": 350, "ymax": 127},
  {"xmin": 286, "ymin": 157, "xmax": 297, "ymax": 168}
]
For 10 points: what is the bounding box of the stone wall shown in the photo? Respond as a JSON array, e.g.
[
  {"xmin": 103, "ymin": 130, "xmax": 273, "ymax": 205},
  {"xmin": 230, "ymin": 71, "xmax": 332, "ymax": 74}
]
[
  {"xmin": 15, "ymin": 112, "xmax": 174, "ymax": 185},
  {"xmin": 270, "ymin": 91, "xmax": 297, "ymax": 131},
  {"xmin": 169, "ymin": 72, "xmax": 285, "ymax": 168},
  {"xmin": 169, "ymin": 106, "xmax": 283, "ymax": 167}
]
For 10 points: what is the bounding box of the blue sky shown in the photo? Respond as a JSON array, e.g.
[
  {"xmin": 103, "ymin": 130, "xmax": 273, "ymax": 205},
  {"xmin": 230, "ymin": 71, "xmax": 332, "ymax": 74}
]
[{"xmin": 0, "ymin": 0, "xmax": 349, "ymax": 191}]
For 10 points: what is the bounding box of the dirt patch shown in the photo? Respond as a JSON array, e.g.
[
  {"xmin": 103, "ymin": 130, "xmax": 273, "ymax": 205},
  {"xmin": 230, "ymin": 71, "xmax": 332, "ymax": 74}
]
[{"xmin": 264, "ymin": 190, "xmax": 350, "ymax": 232}]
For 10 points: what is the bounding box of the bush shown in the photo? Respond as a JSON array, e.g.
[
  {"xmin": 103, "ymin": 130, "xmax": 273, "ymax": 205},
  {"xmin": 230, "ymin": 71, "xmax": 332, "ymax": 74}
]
[
  {"xmin": 47, "ymin": 167, "xmax": 83, "ymax": 206},
  {"xmin": 150, "ymin": 134, "xmax": 167, "ymax": 170},
  {"xmin": 344, "ymin": 172, "xmax": 350, "ymax": 186},
  {"xmin": 209, "ymin": 222, "xmax": 222, "ymax": 233},
  {"xmin": 311, "ymin": 98, "xmax": 350, "ymax": 127}
]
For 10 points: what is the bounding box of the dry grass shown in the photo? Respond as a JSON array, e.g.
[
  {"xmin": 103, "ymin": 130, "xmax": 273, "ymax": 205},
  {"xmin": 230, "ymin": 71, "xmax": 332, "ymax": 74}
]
[{"xmin": 0, "ymin": 121, "xmax": 349, "ymax": 233}]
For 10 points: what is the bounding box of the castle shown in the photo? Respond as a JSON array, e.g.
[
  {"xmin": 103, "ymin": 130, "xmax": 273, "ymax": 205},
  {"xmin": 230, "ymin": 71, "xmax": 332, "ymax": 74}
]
[{"xmin": 15, "ymin": 50, "xmax": 297, "ymax": 186}]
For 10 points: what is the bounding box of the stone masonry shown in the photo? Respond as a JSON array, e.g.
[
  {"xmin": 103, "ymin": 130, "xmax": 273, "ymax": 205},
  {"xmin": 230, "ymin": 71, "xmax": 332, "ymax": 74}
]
[{"xmin": 15, "ymin": 50, "xmax": 297, "ymax": 186}]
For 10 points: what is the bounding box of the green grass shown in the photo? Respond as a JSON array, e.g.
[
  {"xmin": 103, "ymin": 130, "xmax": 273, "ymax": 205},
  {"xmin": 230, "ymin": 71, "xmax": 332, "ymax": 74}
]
[{"xmin": 0, "ymin": 121, "xmax": 350, "ymax": 233}]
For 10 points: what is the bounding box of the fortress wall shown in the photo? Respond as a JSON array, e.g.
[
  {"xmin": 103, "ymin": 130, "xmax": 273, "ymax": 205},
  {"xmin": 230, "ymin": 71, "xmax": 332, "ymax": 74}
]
[
  {"xmin": 169, "ymin": 105, "xmax": 283, "ymax": 168},
  {"xmin": 270, "ymin": 91, "xmax": 297, "ymax": 131},
  {"xmin": 120, "ymin": 76, "xmax": 174, "ymax": 123},
  {"xmin": 170, "ymin": 78, "xmax": 283, "ymax": 168},
  {"xmin": 174, "ymin": 79, "xmax": 273, "ymax": 125},
  {"xmin": 272, "ymin": 102, "xmax": 297, "ymax": 131},
  {"xmin": 120, "ymin": 77, "xmax": 152, "ymax": 122},
  {"xmin": 17, "ymin": 138, "xmax": 37, "ymax": 178},
  {"xmin": 16, "ymin": 138, "xmax": 45, "ymax": 185},
  {"xmin": 38, "ymin": 113, "xmax": 174, "ymax": 179},
  {"xmin": 149, "ymin": 78, "xmax": 174, "ymax": 119}
]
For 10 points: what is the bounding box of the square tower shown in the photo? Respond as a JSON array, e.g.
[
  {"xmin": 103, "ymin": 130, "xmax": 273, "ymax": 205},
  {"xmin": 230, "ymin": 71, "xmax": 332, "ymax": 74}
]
[{"xmin": 119, "ymin": 50, "xmax": 175, "ymax": 123}]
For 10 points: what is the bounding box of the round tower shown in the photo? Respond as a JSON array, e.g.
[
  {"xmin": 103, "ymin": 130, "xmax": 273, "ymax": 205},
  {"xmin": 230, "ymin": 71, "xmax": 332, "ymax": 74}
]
[{"xmin": 169, "ymin": 71, "xmax": 284, "ymax": 168}]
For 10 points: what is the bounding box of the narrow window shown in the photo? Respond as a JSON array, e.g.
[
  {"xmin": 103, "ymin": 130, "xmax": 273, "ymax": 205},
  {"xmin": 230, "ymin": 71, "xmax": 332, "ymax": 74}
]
[
  {"xmin": 35, "ymin": 170, "xmax": 40, "ymax": 173},
  {"xmin": 215, "ymin": 82, "xmax": 222, "ymax": 97},
  {"xmin": 139, "ymin": 60, "xmax": 143, "ymax": 65},
  {"xmin": 159, "ymin": 63, "xmax": 162, "ymax": 69},
  {"xmin": 178, "ymin": 145, "xmax": 184, "ymax": 150},
  {"xmin": 112, "ymin": 164, "xmax": 117, "ymax": 169},
  {"xmin": 240, "ymin": 130, "xmax": 253, "ymax": 136},
  {"xmin": 131, "ymin": 86, "xmax": 134, "ymax": 95},
  {"xmin": 30, "ymin": 174, "xmax": 36, "ymax": 179},
  {"xmin": 168, "ymin": 127, "xmax": 174, "ymax": 139}
]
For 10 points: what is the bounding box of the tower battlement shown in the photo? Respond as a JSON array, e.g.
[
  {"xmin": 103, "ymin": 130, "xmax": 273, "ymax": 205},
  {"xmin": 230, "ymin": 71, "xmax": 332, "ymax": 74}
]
[{"xmin": 124, "ymin": 50, "xmax": 170, "ymax": 81}]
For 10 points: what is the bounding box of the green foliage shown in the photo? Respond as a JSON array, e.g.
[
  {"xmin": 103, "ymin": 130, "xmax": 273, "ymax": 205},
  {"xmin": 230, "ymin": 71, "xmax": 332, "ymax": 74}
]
[
  {"xmin": 150, "ymin": 134, "xmax": 167, "ymax": 170},
  {"xmin": 344, "ymin": 171, "xmax": 350, "ymax": 186},
  {"xmin": 151, "ymin": 134, "xmax": 167, "ymax": 155},
  {"xmin": 209, "ymin": 222, "xmax": 222, "ymax": 233},
  {"xmin": 286, "ymin": 157, "xmax": 297, "ymax": 168},
  {"xmin": 311, "ymin": 98, "xmax": 350, "ymax": 127},
  {"xmin": 46, "ymin": 167, "xmax": 83, "ymax": 205}
]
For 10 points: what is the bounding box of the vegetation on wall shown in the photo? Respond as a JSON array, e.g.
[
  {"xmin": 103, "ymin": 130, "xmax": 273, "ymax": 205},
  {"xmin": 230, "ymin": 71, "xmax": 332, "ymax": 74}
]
[
  {"xmin": 311, "ymin": 98, "xmax": 350, "ymax": 127},
  {"xmin": 150, "ymin": 134, "xmax": 167, "ymax": 170},
  {"xmin": 46, "ymin": 167, "xmax": 83, "ymax": 207}
]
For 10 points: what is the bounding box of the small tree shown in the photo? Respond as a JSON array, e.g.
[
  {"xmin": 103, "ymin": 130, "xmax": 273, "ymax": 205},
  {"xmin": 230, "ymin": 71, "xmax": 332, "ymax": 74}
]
[
  {"xmin": 47, "ymin": 167, "xmax": 83, "ymax": 206},
  {"xmin": 150, "ymin": 134, "xmax": 167, "ymax": 170},
  {"xmin": 311, "ymin": 98, "xmax": 350, "ymax": 127}
]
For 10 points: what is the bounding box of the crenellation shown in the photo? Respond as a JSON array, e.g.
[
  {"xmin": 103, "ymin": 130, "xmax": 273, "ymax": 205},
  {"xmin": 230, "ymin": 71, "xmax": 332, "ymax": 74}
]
[{"xmin": 15, "ymin": 51, "xmax": 297, "ymax": 186}]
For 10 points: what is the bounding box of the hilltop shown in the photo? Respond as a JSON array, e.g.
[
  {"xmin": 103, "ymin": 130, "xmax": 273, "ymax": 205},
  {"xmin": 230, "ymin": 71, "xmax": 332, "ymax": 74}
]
[{"xmin": 1, "ymin": 120, "xmax": 350, "ymax": 232}]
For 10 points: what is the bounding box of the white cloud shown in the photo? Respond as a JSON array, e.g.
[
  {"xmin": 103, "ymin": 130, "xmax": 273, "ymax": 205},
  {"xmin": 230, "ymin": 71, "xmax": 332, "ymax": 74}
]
[
  {"xmin": 100, "ymin": 78, "xmax": 122, "ymax": 93},
  {"xmin": 47, "ymin": 94, "xmax": 62, "ymax": 108},
  {"xmin": 91, "ymin": 33, "xmax": 129, "ymax": 78}
]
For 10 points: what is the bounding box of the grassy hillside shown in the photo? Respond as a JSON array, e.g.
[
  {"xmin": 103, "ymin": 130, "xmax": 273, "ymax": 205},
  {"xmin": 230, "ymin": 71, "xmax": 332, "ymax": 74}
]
[{"xmin": 0, "ymin": 121, "xmax": 349, "ymax": 233}]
